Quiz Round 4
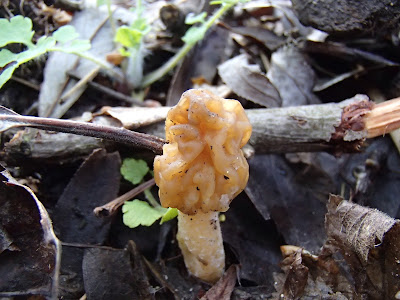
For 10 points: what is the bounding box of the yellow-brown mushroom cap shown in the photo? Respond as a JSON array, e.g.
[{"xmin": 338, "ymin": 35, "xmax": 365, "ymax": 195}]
[{"xmin": 154, "ymin": 89, "xmax": 252, "ymax": 215}]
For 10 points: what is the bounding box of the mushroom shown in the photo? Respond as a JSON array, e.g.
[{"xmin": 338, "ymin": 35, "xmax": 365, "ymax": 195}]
[{"xmin": 154, "ymin": 89, "xmax": 252, "ymax": 283}]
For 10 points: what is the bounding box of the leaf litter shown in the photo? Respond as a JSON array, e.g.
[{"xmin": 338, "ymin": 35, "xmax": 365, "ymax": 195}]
[{"xmin": 1, "ymin": 0, "xmax": 400, "ymax": 299}]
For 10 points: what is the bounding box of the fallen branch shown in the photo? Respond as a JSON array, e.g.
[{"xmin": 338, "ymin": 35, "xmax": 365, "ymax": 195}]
[
  {"xmin": 0, "ymin": 106, "xmax": 165, "ymax": 155},
  {"xmin": 1, "ymin": 94, "xmax": 400, "ymax": 158},
  {"xmin": 247, "ymin": 95, "xmax": 400, "ymax": 154}
]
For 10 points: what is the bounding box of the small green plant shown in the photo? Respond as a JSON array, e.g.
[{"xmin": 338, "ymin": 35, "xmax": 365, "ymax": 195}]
[
  {"xmin": 120, "ymin": 158, "xmax": 177, "ymax": 228},
  {"xmin": 114, "ymin": 0, "xmax": 150, "ymax": 88},
  {"xmin": 0, "ymin": 16, "xmax": 88, "ymax": 88},
  {"xmin": 0, "ymin": 15, "xmax": 110, "ymax": 89}
]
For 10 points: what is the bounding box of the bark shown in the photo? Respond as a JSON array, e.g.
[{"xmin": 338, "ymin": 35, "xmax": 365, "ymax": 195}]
[{"xmin": 2, "ymin": 94, "xmax": 400, "ymax": 160}]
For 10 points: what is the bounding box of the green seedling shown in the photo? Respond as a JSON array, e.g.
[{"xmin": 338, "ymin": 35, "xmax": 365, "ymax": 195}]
[
  {"xmin": 0, "ymin": 15, "xmax": 111, "ymax": 89},
  {"xmin": 120, "ymin": 158, "xmax": 177, "ymax": 228},
  {"xmin": 114, "ymin": 0, "xmax": 151, "ymax": 88}
]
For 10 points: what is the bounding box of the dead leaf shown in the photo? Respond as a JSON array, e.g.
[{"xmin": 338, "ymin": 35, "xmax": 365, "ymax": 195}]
[
  {"xmin": 222, "ymin": 25, "xmax": 285, "ymax": 51},
  {"xmin": 326, "ymin": 195, "xmax": 397, "ymax": 262},
  {"xmin": 82, "ymin": 241, "xmax": 154, "ymax": 300},
  {"xmin": 218, "ymin": 54, "xmax": 282, "ymax": 107},
  {"xmin": 0, "ymin": 166, "xmax": 61, "ymax": 298},
  {"xmin": 38, "ymin": 8, "xmax": 121, "ymax": 118},
  {"xmin": 99, "ymin": 106, "xmax": 170, "ymax": 129},
  {"xmin": 222, "ymin": 194, "xmax": 282, "ymax": 285},
  {"xmin": 200, "ymin": 265, "xmax": 238, "ymax": 300},
  {"xmin": 246, "ymin": 154, "xmax": 330, "ymax": 253},
  {"xmin": 273, "ymin": 245, "xmax": 354, "ymax": 299},
  {"xmin": 52, "ymin": 149, "xmax": 121, "ymax": 298},
  {"xmin": 281, "ymin": 248, "xmax": 308, "ymax": 300},
  {"xmin": 325, "ymin": 195, "xmax": 400, "ymax": 299},
  {"xmin": 267, "ymin": 46, "xmax": 320, "ymax": 106}
]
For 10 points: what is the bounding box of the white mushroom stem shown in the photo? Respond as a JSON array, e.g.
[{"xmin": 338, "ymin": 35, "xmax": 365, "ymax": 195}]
[{"xmin": 176, "ymin": 210, "xmax": 225, "ymax": 283}]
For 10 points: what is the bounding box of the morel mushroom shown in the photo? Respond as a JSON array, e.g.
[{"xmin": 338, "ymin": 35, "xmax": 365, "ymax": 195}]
[{"xmin": 154, "ymin": 89, "xmax": 252, "ymax": 283}]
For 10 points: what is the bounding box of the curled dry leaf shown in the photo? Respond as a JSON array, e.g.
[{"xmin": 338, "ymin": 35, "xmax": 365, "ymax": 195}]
[
  {"xmin": 218, "ymin": 54, "xmax": 282, "ymax": 107},
  {"xmin": 326, "ymin": 194, "xmax": 400, "ymax": 299},
  {"xmin": 281, "ymin": 248, "xmax": 309, "ymax": 299},
  {"xmin": 273, "ymin": 245, "xmax": 354, "ymax": 299},
  {"xmin": 99, "ymin": 106, "xmax": 170, "ymax": 129},
  {"xmin": 0, "ymin": 166, "xmax": 61, "ymax": 298},
  {"xmin": 200, "ymin": 265, "xmax": 238, "ymax": 300},
  {"xmin": 326, "ymin": 194, "xmax": 397, "ymax": 262}
]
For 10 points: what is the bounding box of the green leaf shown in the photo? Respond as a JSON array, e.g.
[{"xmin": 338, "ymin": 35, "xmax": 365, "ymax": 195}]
[
  {"xmin": 130, "ymin": 17, "xmax": 150, "ymax": 34},
  {"xmin": 53, "ymin": 39, "xmax": 91, "ymax": 53},
  {"xmin": 122, "ymin": 200, "xmax": 166, "ymax": 228},
  {"xmin": 118, "ymin": 47, "xmax": 131, "ymax": 57},
  {"xmin": 0, "ymin": 16, "xmax": 93, "ymax": 89},
  {"xmin": 97, "ymin": 0, "xmax": 108, "ymax": 6},
  {"xmin": 182, "ymin": 25, "xmax": 207, "ymax": 45},
  {"xmin": 0, "ymin": 15, "xmax": 34, "ymax": 48},
  {"xmin": 0, "ymin": 49, "xmax": 16, "ymax": 67},
  {"xmin": 115, "ymin": 26, "xmax": 143, "ymax": 48},
  {"xmin": 121, "ymin": 158, "xmax": 149, "ymax": 184},
  {"xmin": 185, "ymin": 12, "xmax": 207, "ymax": 25},
  {"xmin": 160, "ymin": 208, "xmax": 178, "ymax": 224},
  {"xmin": 0, "ymin": 66, "xmax": 16, "ymax": 89},
  {"xmin": 53, "ymin": 25, "xmax": 79, "ymax": 43}
]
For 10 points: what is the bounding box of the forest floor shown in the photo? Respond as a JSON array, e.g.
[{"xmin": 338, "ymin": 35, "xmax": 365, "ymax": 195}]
[{"xmin": 1, "ymin": 0, "xmax": 400, "ymax": 299}]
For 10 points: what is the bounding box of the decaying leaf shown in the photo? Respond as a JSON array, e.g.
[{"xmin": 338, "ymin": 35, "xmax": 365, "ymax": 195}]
[
  {"xmin": 38, "ymin": 8, "xmax": 119, "ymax": 118},
  {"xmin": 273, "ymin": 245, "xmax": 354, "ymax": 299},
  {"xmin": 52, "ymin": 149, "xmax": 121, "ymax": 298},
  {"xmin": 222, "ymin": 25, "xmax": 285, "ymax": 51},
  {"xmin": 281, "ymin": 248, "xmax": 309, "ymax": 299},
  {"xmin": 325, "ymin": 194, "xmax": 400, "ymax": 299},
  {"xmin": 218, "ymin": 54, "xmax": 282, "ymax": 107},
  {"xmin": 222, "ymin": 195, "xmax": 282, "ymax": 285},
  {"xmin": 267, "ymin": 46, "xmax": 320, "ymax": 106},
  {"xmin": 326, "ymin": 194, "xmax": 397, "ymax": 262},
  {"xmin": 0, "ymin": 166, "xmax": 61, "ymax": 298},
  {"xmin": 200, "ymin": 265, "xmax": 238, "ymax": 300},
  {"xmin": 246, "ymin": 154, "xmax": 329, "ymax": 253},
  {"xmin": 82, "ymin": 240, "xmax": 153, "ymax": 300},
  {"xmin": 99, "ymin": 106, "xmax": 170, "ymax": 129}
]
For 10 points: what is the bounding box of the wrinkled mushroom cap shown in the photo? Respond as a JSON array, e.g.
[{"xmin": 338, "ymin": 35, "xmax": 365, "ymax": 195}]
[{"xmin": 154, "ymin": 89, "xmax": 252, "ymax": 215}]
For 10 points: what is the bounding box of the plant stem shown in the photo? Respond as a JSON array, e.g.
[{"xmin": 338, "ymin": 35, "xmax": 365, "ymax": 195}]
[
  {"xmin": 93, "ymin": 178, "xmax": 155, "ymax": 217},
  {"xmin": 140, "ymin": 1, "xmax": 237, "ymax": 87}
]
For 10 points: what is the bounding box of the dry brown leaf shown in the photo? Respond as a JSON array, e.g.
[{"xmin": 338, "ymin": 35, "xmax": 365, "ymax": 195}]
[
  {"xmin": 325, "ymin": 194, "xmax": 400, "ymax": 299},
  {"xmin": 326, "ymin": 194, "xmax": 397, "ymax": 262},
  {"xmin": 99, "ymin": 106, "xmax": 170, "ymax": 129},
  {"xmin": 200, "ymin": 265, "xmax": 238, "ymax": 300},
  {"xmin": 218, "ymin": 54, "xmax": 282, "ymax": 107}
]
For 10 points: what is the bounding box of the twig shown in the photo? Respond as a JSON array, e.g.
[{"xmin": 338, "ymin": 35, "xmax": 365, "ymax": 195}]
[
  {"xmin": 60, "ymin": 66, "xmax": 100, "ymax": 101},
  {"xmin": 94, "ymin": 178, "xmax": 155, "ymax": 217},
  {"xmin": 61, "ymin": 242, "xmax": 121, "ymax": 251},
  {"xmin": 246, "ymin": 95, "xmax": 400, "ymax": 154},
  {"xmin": 0, "ymin": 107, "xmax": 165, "ymax": 154},
  {"xmin": 3, "ymin": 95, "xmax": 400, "ymax": 157},
  {"xmin": 67, "ymin": 72, "xmax": 144, "ymax": 106},
  {"xmin": 11, "ymin": 76, "xmax": 41, "ymax": 91}
]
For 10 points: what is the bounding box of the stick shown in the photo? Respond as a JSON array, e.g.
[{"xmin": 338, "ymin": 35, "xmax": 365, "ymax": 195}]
[
  {"xmin": 0, "ymin": 106, "xmax": 165, "ymax": 154},
  {"xmin": 2, "ymin": 94, "xmax": 400, "ymax": 157}
]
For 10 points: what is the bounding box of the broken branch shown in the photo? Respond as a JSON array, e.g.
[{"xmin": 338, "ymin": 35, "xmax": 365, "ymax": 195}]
[{"xmin": 0, "ymin": 106, "xmax": 165, "ymax": 154}]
